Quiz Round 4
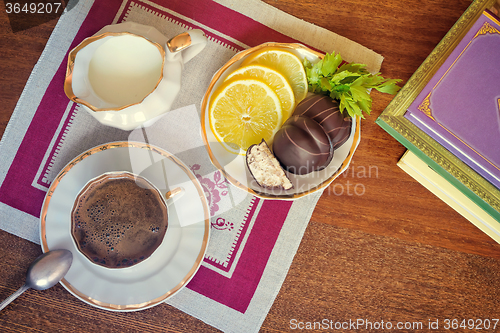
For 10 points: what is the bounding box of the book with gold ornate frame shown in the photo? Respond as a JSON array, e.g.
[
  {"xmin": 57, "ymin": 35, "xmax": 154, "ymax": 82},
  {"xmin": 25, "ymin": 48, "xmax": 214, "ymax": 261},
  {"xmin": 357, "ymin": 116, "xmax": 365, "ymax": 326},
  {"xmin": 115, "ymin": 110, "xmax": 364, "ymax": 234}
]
[
  {"xmin": 405, "ymin": 10, "xmax": 500, "ymax": 188},
  {"xmin": 376, "ymin": 0, "xmax": 500, "ymax": 222}
]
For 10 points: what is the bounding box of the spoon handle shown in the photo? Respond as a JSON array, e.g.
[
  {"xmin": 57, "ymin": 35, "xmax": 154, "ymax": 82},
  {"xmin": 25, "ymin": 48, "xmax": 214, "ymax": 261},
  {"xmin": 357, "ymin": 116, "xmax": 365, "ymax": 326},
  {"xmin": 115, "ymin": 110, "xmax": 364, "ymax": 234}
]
[{"xmin": 0, "ymin": 284, "xmax": 30, "ymax": 311}]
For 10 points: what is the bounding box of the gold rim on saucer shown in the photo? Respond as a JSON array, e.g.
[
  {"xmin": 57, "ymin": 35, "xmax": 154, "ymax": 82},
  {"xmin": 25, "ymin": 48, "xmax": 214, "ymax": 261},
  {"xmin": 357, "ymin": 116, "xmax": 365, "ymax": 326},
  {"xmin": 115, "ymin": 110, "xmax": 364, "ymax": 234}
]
[
  {"xmin": 200, "ymin": 42, "xmax": 361, "ymax": 200},
  {"xmin": 40, "ymin": 141, "xmax": 210, "ymax": 311}
]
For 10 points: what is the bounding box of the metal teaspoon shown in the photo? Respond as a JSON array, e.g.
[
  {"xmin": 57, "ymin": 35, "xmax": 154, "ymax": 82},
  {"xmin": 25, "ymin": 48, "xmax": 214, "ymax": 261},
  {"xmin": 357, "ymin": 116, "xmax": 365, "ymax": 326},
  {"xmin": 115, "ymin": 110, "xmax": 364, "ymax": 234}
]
[{"xmin": 0, "ymin": 249, "xmax": 73, "ymax": 311}]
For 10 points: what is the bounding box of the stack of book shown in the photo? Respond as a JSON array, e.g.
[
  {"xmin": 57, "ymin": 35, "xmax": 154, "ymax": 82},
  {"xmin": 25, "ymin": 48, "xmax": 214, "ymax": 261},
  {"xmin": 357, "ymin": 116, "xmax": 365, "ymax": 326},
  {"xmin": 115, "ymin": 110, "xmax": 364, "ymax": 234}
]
[{"xmin": 376, "ymin": 0, "xmax": 500, "ymax": 243}]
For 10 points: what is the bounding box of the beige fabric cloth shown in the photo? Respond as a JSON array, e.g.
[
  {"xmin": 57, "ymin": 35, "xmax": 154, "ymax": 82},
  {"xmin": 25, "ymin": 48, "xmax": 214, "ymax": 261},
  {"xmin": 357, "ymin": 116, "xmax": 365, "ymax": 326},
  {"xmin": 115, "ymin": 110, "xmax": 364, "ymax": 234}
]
[{"xmin": 217, "ymin": 0, "xmax": 383, "ymax": 73}]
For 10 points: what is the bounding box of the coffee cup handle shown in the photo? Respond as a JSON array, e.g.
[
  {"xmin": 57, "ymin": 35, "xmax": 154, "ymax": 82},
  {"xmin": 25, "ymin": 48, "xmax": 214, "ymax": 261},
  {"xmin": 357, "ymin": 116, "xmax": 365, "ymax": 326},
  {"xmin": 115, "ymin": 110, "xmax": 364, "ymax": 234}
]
[
  {"xmin": 164, "ymin": 186, "xmax": 185, "ymax": 205},
  {"xmin": 166, "ymin": 29, "xmax": 207, "ymax": 64}
]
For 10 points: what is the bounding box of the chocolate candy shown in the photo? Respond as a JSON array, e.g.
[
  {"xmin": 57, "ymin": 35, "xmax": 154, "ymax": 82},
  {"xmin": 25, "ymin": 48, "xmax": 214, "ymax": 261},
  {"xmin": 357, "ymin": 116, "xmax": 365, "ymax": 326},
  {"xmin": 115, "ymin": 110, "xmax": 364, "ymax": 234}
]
[
  {"xmin": 293, "ymin": 95, "xmax": 352, "ymax": 149},
  {"xmin": 272, "ymin": 115, "xmax": 333, "ymax": 175},
  {"xmin": 246, "ymin": 139, "xmax": 293, "ymax": 190}
]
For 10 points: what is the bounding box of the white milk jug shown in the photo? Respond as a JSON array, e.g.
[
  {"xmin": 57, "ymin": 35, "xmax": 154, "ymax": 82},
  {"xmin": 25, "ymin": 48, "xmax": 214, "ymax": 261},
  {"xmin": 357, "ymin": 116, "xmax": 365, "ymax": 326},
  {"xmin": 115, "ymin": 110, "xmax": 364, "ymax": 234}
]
[{"xmin": 64, "ymin": 22, "xmax": 207, "ymax": 130}]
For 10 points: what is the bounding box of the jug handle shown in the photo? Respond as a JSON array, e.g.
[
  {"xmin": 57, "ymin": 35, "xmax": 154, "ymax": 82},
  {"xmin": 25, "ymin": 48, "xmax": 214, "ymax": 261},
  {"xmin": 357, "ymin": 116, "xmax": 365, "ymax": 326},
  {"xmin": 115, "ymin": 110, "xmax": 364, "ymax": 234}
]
[{"xmin": 166, "ymin": 29, "xmax": 207, "ymax": 64}]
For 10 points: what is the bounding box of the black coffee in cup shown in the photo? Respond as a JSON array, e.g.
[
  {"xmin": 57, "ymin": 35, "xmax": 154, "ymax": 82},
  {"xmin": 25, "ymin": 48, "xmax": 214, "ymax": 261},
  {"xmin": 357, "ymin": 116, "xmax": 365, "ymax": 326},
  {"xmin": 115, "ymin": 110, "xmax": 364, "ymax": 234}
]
[{"xmin": 71, "ymin": 172, "xmax": 168, "ymax": 268}]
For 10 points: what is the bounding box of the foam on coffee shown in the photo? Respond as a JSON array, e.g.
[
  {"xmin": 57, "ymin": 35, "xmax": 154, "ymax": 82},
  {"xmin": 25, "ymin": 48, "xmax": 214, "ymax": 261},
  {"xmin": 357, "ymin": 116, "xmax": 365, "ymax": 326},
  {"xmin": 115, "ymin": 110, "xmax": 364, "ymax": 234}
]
[{"xmin": 71, "ymin": 172, "xmax": 168, "ymax": 268}]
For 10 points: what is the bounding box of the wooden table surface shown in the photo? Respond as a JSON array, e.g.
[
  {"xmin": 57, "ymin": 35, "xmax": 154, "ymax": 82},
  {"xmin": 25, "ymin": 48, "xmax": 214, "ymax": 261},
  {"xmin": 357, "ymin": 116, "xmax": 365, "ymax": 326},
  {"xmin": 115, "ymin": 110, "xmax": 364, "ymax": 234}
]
[{"xmin": 1, "ymin": 0, "xmax": 500, "ymax": 332}]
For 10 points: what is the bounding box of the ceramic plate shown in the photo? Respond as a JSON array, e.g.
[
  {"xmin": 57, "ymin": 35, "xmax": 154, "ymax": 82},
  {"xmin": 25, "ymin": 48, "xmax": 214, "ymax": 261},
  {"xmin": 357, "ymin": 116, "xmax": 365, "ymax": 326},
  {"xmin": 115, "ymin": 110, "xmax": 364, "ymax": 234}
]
[
  {"xmin": 40, "ymin": 142, "xmax": 210, "ymax": 311},
  {"xmin": 200, "ymin": 43, "xmax": 361, "ymax": 200}
]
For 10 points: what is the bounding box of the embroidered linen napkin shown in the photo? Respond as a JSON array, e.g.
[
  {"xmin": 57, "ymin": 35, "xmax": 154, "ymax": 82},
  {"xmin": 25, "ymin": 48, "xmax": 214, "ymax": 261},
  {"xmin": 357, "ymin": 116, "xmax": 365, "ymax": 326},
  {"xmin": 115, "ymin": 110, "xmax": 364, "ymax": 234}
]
[{"xmin": 0, "ymin": 0, "xmax": 382, "ymax": 331}]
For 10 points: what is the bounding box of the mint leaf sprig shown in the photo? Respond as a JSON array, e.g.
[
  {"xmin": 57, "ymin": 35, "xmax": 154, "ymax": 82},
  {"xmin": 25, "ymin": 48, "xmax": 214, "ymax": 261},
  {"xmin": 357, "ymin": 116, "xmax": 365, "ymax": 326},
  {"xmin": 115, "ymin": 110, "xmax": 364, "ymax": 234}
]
[{"xmin": 303, "ymin": 52, "xmax": 401, "ymax": 118}]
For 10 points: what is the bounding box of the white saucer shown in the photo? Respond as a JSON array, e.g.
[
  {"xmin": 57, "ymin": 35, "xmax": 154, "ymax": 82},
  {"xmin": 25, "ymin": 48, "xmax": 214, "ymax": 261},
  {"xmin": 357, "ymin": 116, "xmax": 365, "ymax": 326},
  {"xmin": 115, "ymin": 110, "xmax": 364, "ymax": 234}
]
[{"xmin": 40, "ymin": 141, "xmax": 210, "ymax": 311}]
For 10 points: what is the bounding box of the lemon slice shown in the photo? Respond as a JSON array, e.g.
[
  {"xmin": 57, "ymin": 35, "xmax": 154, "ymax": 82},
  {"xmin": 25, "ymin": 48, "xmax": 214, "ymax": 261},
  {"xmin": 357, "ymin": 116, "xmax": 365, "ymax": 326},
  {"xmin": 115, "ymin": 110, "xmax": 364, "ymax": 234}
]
[
  {"xmin": 225, "ymin": 64, "xmax": 295, "ymax": 122},
  {"xmin": 242, "ymin": 48, "xmax": 308, "ymax": 104},
  {"xmin": 209, "ymin": 78, "xmax": 283, "ymax": 154}
]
